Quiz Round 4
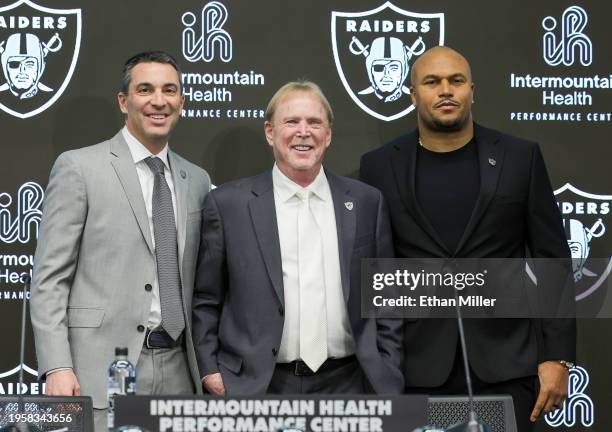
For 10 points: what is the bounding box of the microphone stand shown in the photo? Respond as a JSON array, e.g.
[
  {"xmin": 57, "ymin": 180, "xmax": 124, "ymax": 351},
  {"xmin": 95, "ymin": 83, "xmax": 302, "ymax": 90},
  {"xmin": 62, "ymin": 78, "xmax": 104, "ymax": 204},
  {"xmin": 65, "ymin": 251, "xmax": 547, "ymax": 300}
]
[
  {"xmin": 0, "ymin": 275, "xmax": 41, "ymax": 432},
  {"xmin": 445, "ymin": 279, "xmax": 490, "ymax": 432}
]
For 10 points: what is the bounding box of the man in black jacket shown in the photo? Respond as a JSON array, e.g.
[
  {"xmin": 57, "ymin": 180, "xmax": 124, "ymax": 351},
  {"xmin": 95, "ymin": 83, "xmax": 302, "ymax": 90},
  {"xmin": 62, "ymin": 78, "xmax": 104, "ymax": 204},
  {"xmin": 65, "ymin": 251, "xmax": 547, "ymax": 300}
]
[{"xmin": 360, "ymin": 46, "xmax": 575, "ymax": 431}]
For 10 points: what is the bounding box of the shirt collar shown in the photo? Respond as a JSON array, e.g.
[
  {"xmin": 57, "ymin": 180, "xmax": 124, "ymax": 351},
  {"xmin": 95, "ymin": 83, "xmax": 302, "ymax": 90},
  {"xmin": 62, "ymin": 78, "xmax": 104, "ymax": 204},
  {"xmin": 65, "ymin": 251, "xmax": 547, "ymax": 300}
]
[
  {"xmin": 122, "ymin": 126, "xmax": 171, "ymax": 171},
  {"xmin": 272, "ymin": 164, "xmax": 331, "ymax": 203}
]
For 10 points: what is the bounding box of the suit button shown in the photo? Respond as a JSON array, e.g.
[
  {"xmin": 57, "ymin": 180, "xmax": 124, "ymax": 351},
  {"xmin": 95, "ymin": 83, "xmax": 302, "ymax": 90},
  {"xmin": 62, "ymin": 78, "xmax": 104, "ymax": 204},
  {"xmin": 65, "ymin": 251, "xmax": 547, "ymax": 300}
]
[
  {"xmin": 144, "ymin": 284, "xmax": 152, "ymax": 292},
  {"xmin": 272, "ymin": 348, "xmax": 278, "ymax": 356},
  {"xmin": 137, "ymin": 325, "xmax": 145, "ymax": 332},
  {"xmin": 278, "ymin": 306, "xmax": 284, "ymax": 316}
]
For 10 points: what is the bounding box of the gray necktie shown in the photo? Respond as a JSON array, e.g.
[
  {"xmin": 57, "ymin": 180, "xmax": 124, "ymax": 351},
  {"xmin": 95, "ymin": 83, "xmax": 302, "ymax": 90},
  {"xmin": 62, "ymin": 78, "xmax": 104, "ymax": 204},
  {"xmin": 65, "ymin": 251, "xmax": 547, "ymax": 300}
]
[{"xmin": 145, "ymin": 156, "xmax": 185, "ymax": 340}]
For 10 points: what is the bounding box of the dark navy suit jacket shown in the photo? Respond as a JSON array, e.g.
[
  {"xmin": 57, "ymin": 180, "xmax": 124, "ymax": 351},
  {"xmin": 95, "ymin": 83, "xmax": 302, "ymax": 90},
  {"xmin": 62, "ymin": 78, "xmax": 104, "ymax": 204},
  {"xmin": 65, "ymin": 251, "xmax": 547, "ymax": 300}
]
[{"xmin": 192, "ymin": 169, "xmax": 404, "ymax": 394}]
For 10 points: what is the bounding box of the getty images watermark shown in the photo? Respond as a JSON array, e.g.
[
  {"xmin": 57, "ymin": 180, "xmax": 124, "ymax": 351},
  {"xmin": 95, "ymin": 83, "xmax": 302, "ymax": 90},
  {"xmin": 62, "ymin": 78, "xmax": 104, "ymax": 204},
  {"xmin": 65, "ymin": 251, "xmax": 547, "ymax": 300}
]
[{"xmin": 361, "ymin": 258, "xmax": 612, "ymax": 319}]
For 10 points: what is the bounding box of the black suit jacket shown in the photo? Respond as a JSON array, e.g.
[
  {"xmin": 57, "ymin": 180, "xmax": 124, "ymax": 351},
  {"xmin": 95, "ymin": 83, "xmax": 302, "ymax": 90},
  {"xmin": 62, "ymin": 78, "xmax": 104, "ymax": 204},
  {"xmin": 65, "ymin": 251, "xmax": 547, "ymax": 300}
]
[
  {"xmin": 192, "ymin": 169, "xmax": 403, "ymax": 395},
  {"xmin": 360, "ymin": 123, "xmax": 576, "ymax": 387}
]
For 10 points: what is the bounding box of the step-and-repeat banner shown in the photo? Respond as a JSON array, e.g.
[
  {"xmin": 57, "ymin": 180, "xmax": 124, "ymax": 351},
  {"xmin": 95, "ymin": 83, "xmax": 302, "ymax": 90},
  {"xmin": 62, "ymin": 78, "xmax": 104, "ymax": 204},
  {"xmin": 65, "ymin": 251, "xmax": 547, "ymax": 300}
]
[{"xmin": 0, "ymin": 0, "xmax": 609, "ymax": 430}]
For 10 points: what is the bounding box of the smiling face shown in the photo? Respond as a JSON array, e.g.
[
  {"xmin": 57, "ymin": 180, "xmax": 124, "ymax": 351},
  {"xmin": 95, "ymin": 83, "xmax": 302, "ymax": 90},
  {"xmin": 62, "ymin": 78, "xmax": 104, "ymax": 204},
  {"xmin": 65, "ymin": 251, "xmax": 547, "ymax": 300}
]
[
  {"xmin": 117, "ymin": 62, "xmax": 184, "ymax": 153},
  {"xmin": 264, "ymin": 90, "xmax": 332, "ymax": 187},
  {"xmin": 410, "ymin": 47, "xmax": 474, "ymax": 133}
]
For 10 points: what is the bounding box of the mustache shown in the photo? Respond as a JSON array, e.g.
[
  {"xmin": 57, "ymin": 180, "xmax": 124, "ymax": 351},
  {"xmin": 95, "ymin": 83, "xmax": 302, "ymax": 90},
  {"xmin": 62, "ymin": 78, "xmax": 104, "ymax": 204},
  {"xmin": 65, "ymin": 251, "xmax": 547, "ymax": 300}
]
[{"xmin": 434, "ymin": 99, "xmax": 460, "ymax": 108}]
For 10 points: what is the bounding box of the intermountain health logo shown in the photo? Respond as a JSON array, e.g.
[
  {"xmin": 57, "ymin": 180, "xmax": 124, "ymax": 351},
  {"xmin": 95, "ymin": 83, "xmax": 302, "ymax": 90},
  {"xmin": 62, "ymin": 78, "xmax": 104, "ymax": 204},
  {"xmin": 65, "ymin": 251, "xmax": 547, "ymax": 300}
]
[
  {"xmin": 181, "ymin": 1, "xmax": 232, "ymax": 63},
  {"xmin": 179, "ymin": 1, "xmax": 265, "ymax": 120},
  {"xmin": 0, "ymin": 181, "xmax": 43, "ymax": 244},
  {"xmin": 331, "ymin": 2, "xmax": 444, "ymax": 121},
  {"xmin": 0, "ymin": 0, "xmax": 81, "ymax": 119},
  {"xmin": 555, "ymin": 183, "xmax": 611, "ymax": 301},
  {"xmin": 509, "ymin": 5, "xmax": 611, "ymax": 123},
  {"xmin": 0, "ymin": 181, "xmax": 41, "ymax": 289},
  {"xmin": 542, "ymin": 5, "xmax": 592, "ymax": 67},
  {"xmin": 545, "ymin": 366, "xmax": 594, "ymax": 427}
]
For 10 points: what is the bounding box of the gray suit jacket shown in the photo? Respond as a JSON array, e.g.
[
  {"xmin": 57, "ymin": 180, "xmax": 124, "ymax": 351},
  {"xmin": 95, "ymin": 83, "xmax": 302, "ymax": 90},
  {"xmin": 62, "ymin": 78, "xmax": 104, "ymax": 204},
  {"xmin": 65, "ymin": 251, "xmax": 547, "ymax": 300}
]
[
  {"xmin": 192, "ymin": 169, "xmax": 403, "ymax": 395},
  {"xmin": 30, "ymin": 130, "xmax": 210, "ymax": 408}
]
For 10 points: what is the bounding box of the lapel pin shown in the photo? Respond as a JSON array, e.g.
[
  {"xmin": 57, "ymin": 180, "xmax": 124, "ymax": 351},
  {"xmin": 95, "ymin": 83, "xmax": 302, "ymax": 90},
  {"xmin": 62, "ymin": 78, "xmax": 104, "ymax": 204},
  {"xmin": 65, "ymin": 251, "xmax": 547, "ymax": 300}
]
[
  {"xmin": 345, "ymin": 201, "xmax": 354, "ymax": 211},
  {"xmin": 488, "ymin": 158, "xmax": 496, "ymax": 166},
  {"xmin": 180, "ymin": 170, "xmax": 187, "ymax": 179}
]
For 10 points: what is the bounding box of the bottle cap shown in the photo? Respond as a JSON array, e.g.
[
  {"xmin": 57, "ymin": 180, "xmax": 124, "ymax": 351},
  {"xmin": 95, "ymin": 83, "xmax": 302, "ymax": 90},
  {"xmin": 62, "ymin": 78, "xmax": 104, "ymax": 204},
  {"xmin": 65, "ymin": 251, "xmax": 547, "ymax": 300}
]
[{"xmin": 115, "ymin": 347, "xmax": 128, "ymax": 356}]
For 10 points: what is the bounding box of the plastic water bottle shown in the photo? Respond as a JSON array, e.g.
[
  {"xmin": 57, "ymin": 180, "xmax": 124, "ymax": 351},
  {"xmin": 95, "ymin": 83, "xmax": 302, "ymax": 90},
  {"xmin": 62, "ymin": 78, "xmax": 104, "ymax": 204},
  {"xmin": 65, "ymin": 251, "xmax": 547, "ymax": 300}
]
[{"xmin": 107, "ymin": 347, "xmax": 136, "ymax": 430}]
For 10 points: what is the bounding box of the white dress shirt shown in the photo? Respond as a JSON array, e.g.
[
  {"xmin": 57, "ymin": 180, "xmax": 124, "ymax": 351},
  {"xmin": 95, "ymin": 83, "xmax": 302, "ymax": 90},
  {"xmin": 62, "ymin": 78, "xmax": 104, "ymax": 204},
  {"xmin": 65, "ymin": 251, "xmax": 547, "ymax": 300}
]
[
  {"xmin": 122, "ymin": 126, "xmax": 178, "ymax": 330},
  {"xmin": 272, "ymin": 164, "xmax": 354, "ymax": 362}
]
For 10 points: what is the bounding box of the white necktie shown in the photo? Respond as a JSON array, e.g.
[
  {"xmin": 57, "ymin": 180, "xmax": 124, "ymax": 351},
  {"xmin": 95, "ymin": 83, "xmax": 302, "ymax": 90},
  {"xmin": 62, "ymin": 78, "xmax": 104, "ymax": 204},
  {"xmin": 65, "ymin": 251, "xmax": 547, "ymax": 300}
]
[{"xmin": 296, "ymin": 189, "xmax": 328, "ymax": 372}]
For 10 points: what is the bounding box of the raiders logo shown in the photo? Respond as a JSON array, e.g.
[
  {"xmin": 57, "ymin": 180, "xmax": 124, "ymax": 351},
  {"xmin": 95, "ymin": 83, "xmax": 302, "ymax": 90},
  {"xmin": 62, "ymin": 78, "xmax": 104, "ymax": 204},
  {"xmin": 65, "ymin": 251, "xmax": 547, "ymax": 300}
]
[
  {"xmin": 555, "ymin": 183, "xmax": 611, "ymax": 301},
  {"xmin": 0, "ymin": 0, "xmax": 81, "ymax": 119},
  {"xmin": 331, "ymin": 2, "xmax": 444, "ymax": 121},
  {"xmin": 0, "ymin": 363, "xmax": 40, "ymax": 395}
]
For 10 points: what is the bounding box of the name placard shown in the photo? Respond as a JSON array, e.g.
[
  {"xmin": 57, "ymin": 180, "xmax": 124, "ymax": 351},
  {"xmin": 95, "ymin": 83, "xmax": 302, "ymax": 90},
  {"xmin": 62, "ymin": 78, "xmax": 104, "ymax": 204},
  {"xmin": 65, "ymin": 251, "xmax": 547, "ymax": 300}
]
[{"xmin": 115, "ymin": 395, "xmax": 428, "ymax": 432}]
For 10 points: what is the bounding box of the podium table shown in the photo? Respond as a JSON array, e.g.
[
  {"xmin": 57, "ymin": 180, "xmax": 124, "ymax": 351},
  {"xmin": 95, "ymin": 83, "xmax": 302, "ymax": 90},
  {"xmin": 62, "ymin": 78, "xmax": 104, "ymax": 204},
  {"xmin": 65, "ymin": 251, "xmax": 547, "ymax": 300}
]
[{"xmin": 114, "ymin": 394, "xmax": 428, "ymax": 432}]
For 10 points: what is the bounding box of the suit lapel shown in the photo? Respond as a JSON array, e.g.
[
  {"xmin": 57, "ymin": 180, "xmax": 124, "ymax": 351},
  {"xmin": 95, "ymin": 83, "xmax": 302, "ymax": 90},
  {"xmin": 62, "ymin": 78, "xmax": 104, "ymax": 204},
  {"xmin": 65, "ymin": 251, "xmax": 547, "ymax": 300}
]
[
  {"xmin": 169, "ymin": 150, "xmax": 188, "ymax": 270},
  {"xmin": 109, "ymin": 132, "xmax": 154, "ymax": 254},
  {"xmin": 248, "ymin": 171, "xmax": 284, "ymax": 305},
  {"xmin": 391, "ymin": 132, "xmax": 451, "ymax": 255},
  {"xmin": 455, "ymin": 125, "xmax": 505, "ymax": 254},
  {"xmin": 327, "ymin": 171, "xmax": 355, "ymax": 303}
]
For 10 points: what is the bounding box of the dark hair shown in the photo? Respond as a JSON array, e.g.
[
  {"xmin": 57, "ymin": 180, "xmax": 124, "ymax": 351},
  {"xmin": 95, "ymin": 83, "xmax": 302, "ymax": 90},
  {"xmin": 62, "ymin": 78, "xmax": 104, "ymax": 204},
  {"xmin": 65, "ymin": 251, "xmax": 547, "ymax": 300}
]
[{"xmin": 120, "ymin": 51, "xmax": 181, "ymax": 94}]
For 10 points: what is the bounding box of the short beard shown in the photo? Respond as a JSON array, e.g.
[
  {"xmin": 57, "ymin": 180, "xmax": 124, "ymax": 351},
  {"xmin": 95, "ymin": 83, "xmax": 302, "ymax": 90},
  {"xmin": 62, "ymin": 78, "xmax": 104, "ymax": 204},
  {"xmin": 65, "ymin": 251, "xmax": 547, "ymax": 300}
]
[
  {"xmin": 432, "ymin": 118, "xmax": 463, "ymax": 132},
  {"xmin": 423, "ymin": 113, "xmax": 471, "ymax": 133}
]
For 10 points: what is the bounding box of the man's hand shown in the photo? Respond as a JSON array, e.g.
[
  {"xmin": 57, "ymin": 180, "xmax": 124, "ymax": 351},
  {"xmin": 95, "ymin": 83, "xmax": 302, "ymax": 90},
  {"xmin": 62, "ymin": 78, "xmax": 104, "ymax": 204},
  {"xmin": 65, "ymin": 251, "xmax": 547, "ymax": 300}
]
[
  {"xmin": 202, "ymin": 373, "xmax": 225, "ymax": 396},
  {"xmin": 530, "ymin": 361, "xmax": 569, "ymax": 422},
  {"xmin": 45, "ymin": 369, "xmax": 81, "ymax": 396}
]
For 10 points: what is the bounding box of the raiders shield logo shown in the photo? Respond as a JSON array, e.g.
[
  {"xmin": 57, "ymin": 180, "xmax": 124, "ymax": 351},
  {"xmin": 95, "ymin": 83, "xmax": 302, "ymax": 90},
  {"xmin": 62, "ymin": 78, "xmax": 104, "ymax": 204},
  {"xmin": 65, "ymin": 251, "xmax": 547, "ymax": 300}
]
[
  {"xmin": 555, "ymin": 183, "xmax": 612, "ymax": 301},
  {"xmin": 331, "ymin": 2, "xmax": 444, "ymax": 122},
  {"xmin": 0, "ymin": 363, "xmax": 38, "ymax": 395},
  {"xmin": 0, "ymin": 0, "xmax": 81, "ymax": 119}
]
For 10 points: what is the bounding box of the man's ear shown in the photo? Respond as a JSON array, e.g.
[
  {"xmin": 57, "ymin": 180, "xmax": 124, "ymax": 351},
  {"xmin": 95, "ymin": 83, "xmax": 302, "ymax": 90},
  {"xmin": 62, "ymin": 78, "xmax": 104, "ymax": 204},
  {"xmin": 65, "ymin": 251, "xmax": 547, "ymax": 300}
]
[
  {"xmin": 117, "ymin": 92, "xmax": 128, "ymax": 114},
  {"xmin": 409, "ymin": 87, "xmax": 417, "ymax": 106},
  {"xmin": 264, "ymin": 121, "xmax": 274, "ymax": 147},
  {"xmin": 325, "ymin": 127, "xmax": 332, "ymax": 148}
]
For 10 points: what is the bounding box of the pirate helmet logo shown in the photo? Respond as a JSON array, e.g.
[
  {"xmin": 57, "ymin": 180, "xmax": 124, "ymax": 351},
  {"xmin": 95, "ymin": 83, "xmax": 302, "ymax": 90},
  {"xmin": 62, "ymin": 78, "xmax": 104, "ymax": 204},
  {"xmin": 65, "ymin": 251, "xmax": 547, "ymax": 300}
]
[
  {"xmin": 554, "ymin": 183, "xmax": 611, "ymax": 301},
  {"xmin": 350, "ymin": 35, "xmax": 424, "ymax": 102},
  {"xmin": 0, "ymin": 0, "xmax": 81, "ymax": 119},
  {"xmin": 564, "ymin": 218, "xmax": 605, "ymax": 282},
  {"xmin": 332, "ymin": 2, "xmax": 444, "ymax": 121},
  {"xmin": 0, "ymin": 32, "xmax": 62, "ymax": 99}
]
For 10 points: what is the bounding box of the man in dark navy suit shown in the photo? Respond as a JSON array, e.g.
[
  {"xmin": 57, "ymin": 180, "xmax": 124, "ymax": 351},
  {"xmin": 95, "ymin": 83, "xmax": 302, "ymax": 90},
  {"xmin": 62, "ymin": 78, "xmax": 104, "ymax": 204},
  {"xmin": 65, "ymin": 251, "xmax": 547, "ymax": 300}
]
[{"xmin": 193, "ymin": 81, "xmax": 403, "ymax": 396}]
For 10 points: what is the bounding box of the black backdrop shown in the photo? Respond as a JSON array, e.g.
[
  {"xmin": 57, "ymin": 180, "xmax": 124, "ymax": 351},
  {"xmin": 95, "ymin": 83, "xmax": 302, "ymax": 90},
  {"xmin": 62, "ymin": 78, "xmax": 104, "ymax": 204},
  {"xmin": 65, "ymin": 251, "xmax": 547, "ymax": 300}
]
[{"xmin": 0, "ymin": 0, "xmax": 609, "ymax": 430}]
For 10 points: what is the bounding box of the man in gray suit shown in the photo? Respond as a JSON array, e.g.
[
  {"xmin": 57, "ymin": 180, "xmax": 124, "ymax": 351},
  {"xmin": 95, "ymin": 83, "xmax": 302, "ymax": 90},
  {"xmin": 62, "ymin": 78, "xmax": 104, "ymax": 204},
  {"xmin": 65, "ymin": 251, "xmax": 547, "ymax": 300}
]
[
  {"xmin": 30, "ymin": 51, "xmax": 210, "ymax": 429},
  {"xmin": 192, "ymin": 81, "xmax": 402, "ymax": 396}
]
